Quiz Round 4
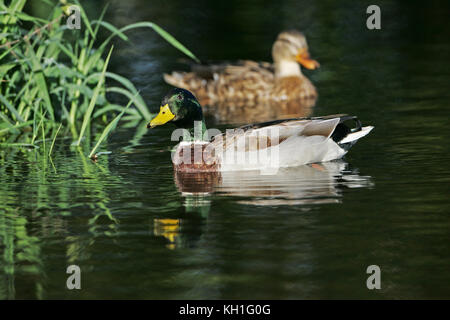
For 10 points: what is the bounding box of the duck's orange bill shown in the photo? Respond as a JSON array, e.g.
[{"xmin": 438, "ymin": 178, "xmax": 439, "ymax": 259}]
[
  {"xmin": 296, "ymin": 50, "xmax": 320, "ymax": 70},
  {"xmin": 148, "ymin": 104, "xmax": 175, "ymax": 128}
]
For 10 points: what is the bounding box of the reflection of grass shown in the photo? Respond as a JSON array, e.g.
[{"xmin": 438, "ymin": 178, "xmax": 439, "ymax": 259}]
[
  {"xmin": 0, "ymin": 0, "xmax": 201, "ymax": 300},
  {"xmin": 0, "ymin": 129, "xmax": 127, "ymax": 298},
  {"xmin": 0, "ymin": 207, "xmax": 44, "ymax": 299}
]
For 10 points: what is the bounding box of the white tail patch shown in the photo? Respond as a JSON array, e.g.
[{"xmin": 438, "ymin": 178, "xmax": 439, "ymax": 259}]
[{"xmin": 340, "ymin": 126, "xmax": 374, "ymax": 144}]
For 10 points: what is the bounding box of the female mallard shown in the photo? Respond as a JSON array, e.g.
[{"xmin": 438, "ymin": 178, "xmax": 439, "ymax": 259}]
[
  {"xmin": 148, "ymin": 88, "xmax": 373, "ymax": 173},
  {"xmin": 163, "ymin": 30, "xmax": 319, "ymax": 105}
]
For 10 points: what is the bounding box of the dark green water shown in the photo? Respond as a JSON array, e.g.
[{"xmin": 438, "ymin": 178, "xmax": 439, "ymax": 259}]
[{"xmin": 1, "ymin": 0, "xmax": 449, "ymax": 299}]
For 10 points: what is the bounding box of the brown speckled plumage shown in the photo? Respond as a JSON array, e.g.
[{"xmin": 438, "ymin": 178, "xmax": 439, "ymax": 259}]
[
  {"xmin": 164, "ymin": 30, "xmax": 319, "ymax": 107},
  {"xmin": 203, "ymin": 96, "xmax": 315, "ymax": 124}
]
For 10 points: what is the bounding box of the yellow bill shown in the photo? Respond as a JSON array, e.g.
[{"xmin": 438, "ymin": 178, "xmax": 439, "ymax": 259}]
[
  {"xmin": 296, "ymin": 49, "xmax": 320, "ymax": 70},
  {"xmin": 147, "ymin": 104, "xmax": 175, "ymax": 128}
]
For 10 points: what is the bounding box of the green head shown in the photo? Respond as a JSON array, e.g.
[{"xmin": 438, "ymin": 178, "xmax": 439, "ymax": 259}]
[{"xmin": 147, "ymin": 88, "xmax": 204, "ymax": 129}]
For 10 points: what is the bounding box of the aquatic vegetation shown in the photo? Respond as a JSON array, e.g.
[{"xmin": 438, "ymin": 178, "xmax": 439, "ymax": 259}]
[
  {"xmin": 0, "ymin": 3, "xmax": 202, "ymax": 296},
  {"xmin": 0, "ymin": 0, "xmax": 198, "ymax": 153},
  {"xmin": 0, "ymin": 140, "xmax": 125, "ymax": 299}
]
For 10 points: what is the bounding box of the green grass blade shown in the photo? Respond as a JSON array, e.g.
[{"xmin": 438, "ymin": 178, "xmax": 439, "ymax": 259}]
[
  {"xmin": 105, "ymin": 72, "xmax": 151, "ymax": 119},
  {"xmin": 112, "ymin": 22, "xmax": 200, "ymax": 63},
  {"xmin": 0, "ymin": 120, "xmax": 33, "ymax": 136},
  {"xmin": 91, "ymin": 20, "xmax": 128, "ymax": 42},
  {"xmin": 24, "ymin": 41, "xmax": 55, "ymax": 120},
  {"xmin": 0, "ymin": 93, "xmax": 24, "ymax": 122},
  {"xmin": 75, "ymin": 46, "xmax": 113, "ymax": 146},
  {"xmin": 93, "ymin": 103, "xmax": 140, "ymax": 118},
  {"xmin": 0, "ymin": 143, "xmax": 39, "ymax": 148},
  {"xmin": 0, "ymin": 112, "xmax": 19, "ymax": 134},
  {"xmin": 0, "ymin": 63, "xmax": 16, "ymax": 76},
  {"xmin": 48, "ymin": 123, "xmax": 62, "ymax": 158},
  {"xmin": 90, "ymin": 3, "xmax": 109, "ymax": 41},
  {"xmin": 105, "ymin": 86, "xmax": 150, "ymax": 120},
  {"xmin": 73, "ymin": 0, "xmax": 95, "ymax": 39},
  {"xmin": 88, "ymin": 99, "xmax": 133, "ymax": 159}
]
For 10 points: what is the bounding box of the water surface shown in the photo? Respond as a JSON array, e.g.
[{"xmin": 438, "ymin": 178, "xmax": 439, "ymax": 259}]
[{"xmin": 0, "ymin": 0, "xmax": 449, "ymax": 299}]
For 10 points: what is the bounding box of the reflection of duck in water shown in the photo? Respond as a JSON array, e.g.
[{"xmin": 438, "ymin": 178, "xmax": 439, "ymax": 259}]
[
  {"xmin": 147, "ymin": 88, "xmax": 373, "ymax": 173},
  {"xmin": 153, "ymin": 207, "xmax": 208, "ymax": 250},
  {"xmin": 154, "ymin": 161, "xmax": 372, "ymax": 250},
  {"xmin": 153, "ymin": 173, "xmax": 216, "ymax": 250},
  {"xmin": 164, "ymin": 30, "xmax": 319, "ymax": 123},
  {"xmin": 174, "ymin": 171, "xmax": 221, "ymax": 195},
  {"xmin": 173, "ymin": 160, "xmax": 373, "ymax": 206},
  {"xmin": 153, "ymin": 218, "xmax": 180, "ymax": 250}
]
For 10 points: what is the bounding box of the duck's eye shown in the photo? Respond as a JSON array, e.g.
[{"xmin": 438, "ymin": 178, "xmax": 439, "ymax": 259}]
[
  {"xmin": 162, "ymin": 111, "xmax": 166, "ymax": 114},
  {"xmin": 177, "ymin": 94, "xmax": 183, "ymax": 101}
]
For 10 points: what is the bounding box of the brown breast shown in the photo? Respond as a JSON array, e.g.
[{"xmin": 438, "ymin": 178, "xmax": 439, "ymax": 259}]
[
  {"xmin": 271, "ymin": 76, "xmax": 317, "ymax": 100},
  {"xmin": 173, "ymin": 143, "xmax": 220, "ymax": 173}
]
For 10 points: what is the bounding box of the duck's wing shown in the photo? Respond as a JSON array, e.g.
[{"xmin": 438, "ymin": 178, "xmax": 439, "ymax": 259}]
[
  {"xmin": 164, "ymin": 60, "xmax": 274, "ymax": 104},
  {"xmin": 210, "ymin": 115, "xmax": 373, "ymax": 151}
]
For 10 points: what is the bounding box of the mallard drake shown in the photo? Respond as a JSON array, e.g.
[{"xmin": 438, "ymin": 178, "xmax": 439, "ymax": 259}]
[
  {"xmin": 148, "ymin": 88, "xmax": 373, "ymax": 173},
  {"xmin": 163, "ymin": 30, "xmax": 319, "ymax": 105}
]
